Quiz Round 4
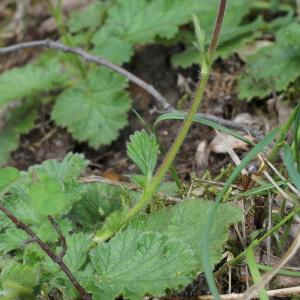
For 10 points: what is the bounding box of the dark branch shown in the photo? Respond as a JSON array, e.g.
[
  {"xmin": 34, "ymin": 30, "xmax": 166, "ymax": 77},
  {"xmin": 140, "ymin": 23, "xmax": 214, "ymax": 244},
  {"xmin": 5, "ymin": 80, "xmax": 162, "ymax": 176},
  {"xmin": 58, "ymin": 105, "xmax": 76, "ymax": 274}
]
[
  {"xmin": 48, "ymin": 215, "xmax": 67, "ymax": 258},
  {"xmin": 0, "ymin": 204, "xmax": 92, "ymax": 300}
]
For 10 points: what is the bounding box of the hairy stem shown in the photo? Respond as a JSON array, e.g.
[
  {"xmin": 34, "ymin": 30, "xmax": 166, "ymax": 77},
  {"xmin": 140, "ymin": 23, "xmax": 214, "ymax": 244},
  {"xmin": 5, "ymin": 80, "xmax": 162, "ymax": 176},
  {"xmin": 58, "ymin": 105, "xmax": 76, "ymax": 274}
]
[{"xmin": 126, "ymin": 0, "xmax": 227, "ymax": 220}]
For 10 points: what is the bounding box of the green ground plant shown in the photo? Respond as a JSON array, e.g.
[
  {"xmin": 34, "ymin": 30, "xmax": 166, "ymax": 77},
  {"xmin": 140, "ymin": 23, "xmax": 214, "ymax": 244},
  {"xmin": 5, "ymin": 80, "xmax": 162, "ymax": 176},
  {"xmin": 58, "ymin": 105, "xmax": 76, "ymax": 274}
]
[
  {"xmin": 0, "ymin": 1, "xmax": 300, "ymax": 300},
  {"xmin": 0, "ymin": 0, "xmax": 298, "ymax": 165}
]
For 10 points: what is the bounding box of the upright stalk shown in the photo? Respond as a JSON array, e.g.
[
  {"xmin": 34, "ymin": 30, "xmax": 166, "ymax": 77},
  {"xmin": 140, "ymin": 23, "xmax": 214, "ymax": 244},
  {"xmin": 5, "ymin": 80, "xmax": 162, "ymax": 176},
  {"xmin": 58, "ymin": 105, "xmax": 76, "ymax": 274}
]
[{"xmin": 126, "ymin": 0, "xmax": 228, "ymax": 219}]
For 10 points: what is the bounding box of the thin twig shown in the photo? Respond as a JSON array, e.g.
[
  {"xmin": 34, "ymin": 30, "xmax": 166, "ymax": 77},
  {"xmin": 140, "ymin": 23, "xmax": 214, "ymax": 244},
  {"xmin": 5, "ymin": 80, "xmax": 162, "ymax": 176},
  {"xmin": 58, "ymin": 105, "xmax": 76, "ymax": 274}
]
[
  {"xmin": 48, "ymin": 215, "xmax": 67, "ymax": 258},
  {"xmin": 0, "ymin": 39, "xmax": 171, "ymax": 111},
  {"xmin": 0, "ymin": 204, "xmax": 92, "ymax": 300},
  {"xmin": 197, "ymin": 285, "xmax": 300, "ymax": 299},
  {"xmin": 0, "ymin": 39, "xmax": 262, "ymax": 139}
]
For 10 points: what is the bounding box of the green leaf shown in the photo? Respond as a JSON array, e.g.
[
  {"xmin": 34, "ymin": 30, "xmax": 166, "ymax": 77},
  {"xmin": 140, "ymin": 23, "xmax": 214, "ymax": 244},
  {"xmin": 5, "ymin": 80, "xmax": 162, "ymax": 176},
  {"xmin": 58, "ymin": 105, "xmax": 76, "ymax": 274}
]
[
  {"xmin": 283, "ymin": 144, "xmax": 300, "ymax": 191},
  {"xmin": 87, "ymin": 230, "xmax": 196, "ymax": 300},
  {"xmin": 36, "ymin": 219, "xmax": 72, "ymax": 243},
  {"xmin": 29, "ymin": 177, "xmax": 67, "ymax": 216},
  {"xmin": 69, "ymin": 183, "xmax": 124, "ymax": 229},
  {"xmin": 2, "ymin": 154, "xmax": 87, "ymax": 226},
  {"xmin": 52, "ymin": 68, "xmax": 131, "ymax": 148},
  {"xmin": 29, "ymin": 152, "xmax": 88, "ymax": 182},
  {"xmin": 67, "ymin": 2, "xmax": 106, "ymax": 33},
  {"xmin": 238, "ymin": 23, "xmax": 300, "ymax": 100},
  {"xmin": 26, "ymin": 153, "xmax": 87, "ymax": 216},
  {"xmin": 0, "ymin": 63, "xmax": 65, "ymax": 106},
  {"xmin": 0, "ymin": 167, "xmax": 20, "ymax": 194},
  {"xmin": 127, "ymin": 130, "xmax": 159, "ymax": 180},
  {"xmin": 92, "ymin": 0, "xmax": 218, "ymax": 64},
  {"xmin": 277, "ymin": 22, "xmax": 300, "ymax": 47},
  {"xmin": 0, "ymin": 103, "xmax": 38, "ymax": 166},
  {"xmin": 0, "ymin": 229, "xmax": 27, "ymax": 253},
  {"xmin": 130, "ymin": 199, "xmax": 241, "ymax": 264},
  {"xmin": 0, "ymin": 263, "xmax": 39, "ymax": 297},
  {"xmin": 63, "ymin": 233, "xmax": 92, "ymax": 273}
]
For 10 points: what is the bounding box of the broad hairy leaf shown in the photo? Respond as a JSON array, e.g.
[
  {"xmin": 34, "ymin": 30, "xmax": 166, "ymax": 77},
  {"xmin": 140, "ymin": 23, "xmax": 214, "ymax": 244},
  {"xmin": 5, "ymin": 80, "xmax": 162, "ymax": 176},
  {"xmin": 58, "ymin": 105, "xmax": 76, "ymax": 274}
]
[
  {"xmin": 67, "ymin": 2, "xmax": 106, "ymax": 33},
  {"xmin": 69, "ymin": 182, "xmax": 124, "ymax": 230},
  {"xmin": 0, "ymin": 262, "xmax": 39, "ymax": 298},
  {"xmin": 130, "ymin": 199, "xmax": 241, "ymax": 265},
  {"xmin": 92, "ymin": 0, "xmax": 218, "ymax": 64},
  {"xmin": 0, "ymin": 229, "xmax": 27, "ymax": 253},
  {"xmin": 63, "ymin": 233, "xmax": 92, "ymax": 273},
  {"xmin": 36, "ymin": 218, "xmax": 72, "ymax": 243},
  {"xmin": 86, "ymin": 230, "xmax": 196, "ymax": 300},
  {"xmin": 29, "ymin": 177, "xmax": 67, "ymax": 216},
  {"xmin": 52, "ymin": 68, "xmax": 131, "ymax": 148},
  {"xmin": 238, "ymin": 22, "xmax": 300, "ymax": 100},
  {"xmin": 0, "ymin": 62, "xmax": 65, "ymax": 106},
  {"xmin": 29, "ymin": 152, "xmax": 88, "ymax": 182},
  {"xmin": 2, "ymin": 153, "xmax": 87, "ymax": 225},
  {"xmin": 127, "ymin": 130, "xmax": 159, "ymax": 181}
]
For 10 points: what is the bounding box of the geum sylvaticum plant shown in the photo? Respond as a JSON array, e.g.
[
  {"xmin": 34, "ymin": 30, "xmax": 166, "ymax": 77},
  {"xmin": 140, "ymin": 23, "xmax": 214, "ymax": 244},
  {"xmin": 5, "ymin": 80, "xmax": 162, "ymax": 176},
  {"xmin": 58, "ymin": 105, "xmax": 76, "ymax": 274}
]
[
  {"xmin": 0, "ymin": 0, "xmax": 246, "ymax": 166},
  {"xmin": 0, "ymin": 1, "xmax": 244, "ymax": 299},
  {"xmin": 0, "ymin": 0, "xmax": 299, "ymax": 299},
  {"xmin": 0, "ymin": 0, "xmax": 295, "ymax": 166}
]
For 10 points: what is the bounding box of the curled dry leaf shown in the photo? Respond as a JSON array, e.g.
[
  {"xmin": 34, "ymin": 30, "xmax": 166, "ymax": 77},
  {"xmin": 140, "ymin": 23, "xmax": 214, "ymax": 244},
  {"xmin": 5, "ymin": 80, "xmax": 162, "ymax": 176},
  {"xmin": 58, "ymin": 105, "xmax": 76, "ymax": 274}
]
[
  {"xmin": 209, "ymin": 133, "xmax": 251, "ymax": 154},
  {"xmin": 195, "ymin": 113, "xmax": 257, "ymax": 169},
  {"xmin": 195, "ymin": 140, "xmax": 209, "ymax": 169},
  {"xmin": 233, "ymin": 112, "xmax": 257, "ymax": 127}
]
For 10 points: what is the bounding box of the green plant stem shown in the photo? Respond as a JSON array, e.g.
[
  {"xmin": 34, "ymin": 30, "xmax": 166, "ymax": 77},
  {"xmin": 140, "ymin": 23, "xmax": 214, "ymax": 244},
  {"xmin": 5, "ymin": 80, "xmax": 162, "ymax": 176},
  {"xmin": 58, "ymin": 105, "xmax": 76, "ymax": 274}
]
[
  {"xmin": 126, "ymin": 73, "xmax": 210, "ymax": 219},
  {"xmin": 45, "ymin": 0, "xmax": 86, "ymax": 77},
  {"xmin": 125, "ymin": 1, "xmax": 227, "ymax": 221},
  {"xmin": 268, "ymin": 104, "xmax": 300, "ymax": 163}
]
